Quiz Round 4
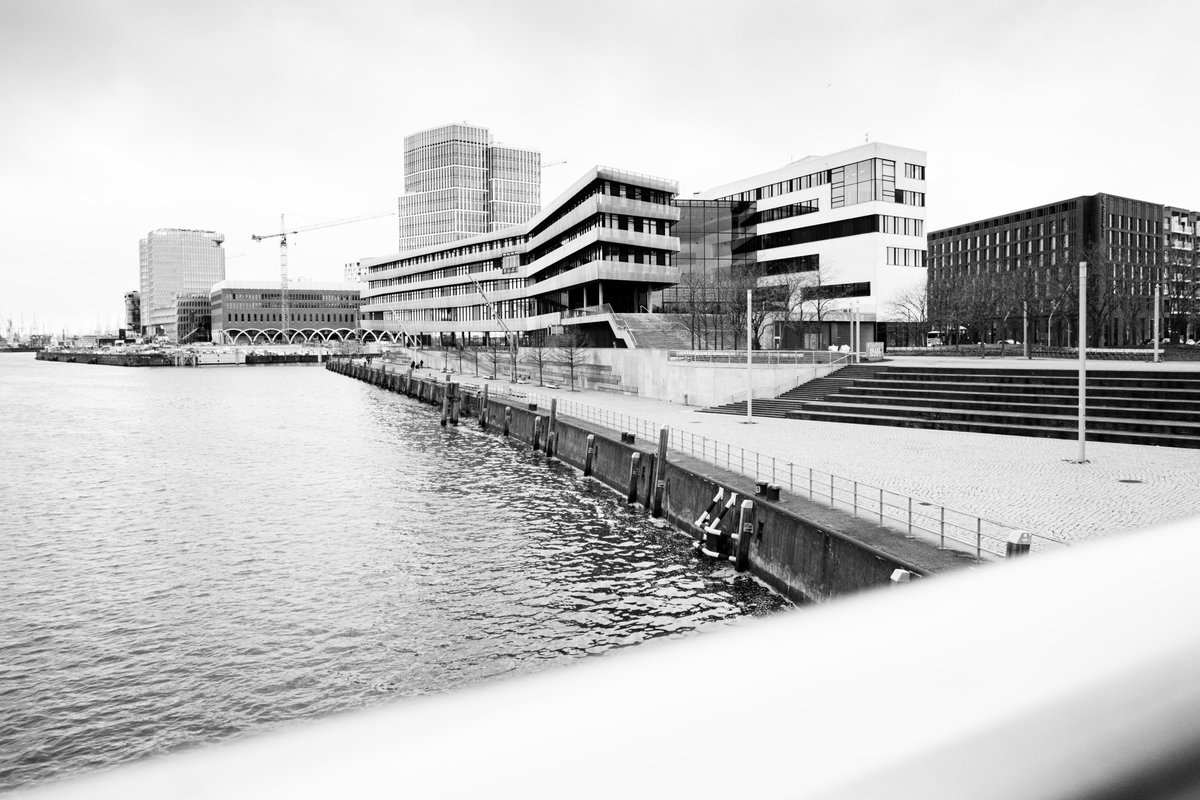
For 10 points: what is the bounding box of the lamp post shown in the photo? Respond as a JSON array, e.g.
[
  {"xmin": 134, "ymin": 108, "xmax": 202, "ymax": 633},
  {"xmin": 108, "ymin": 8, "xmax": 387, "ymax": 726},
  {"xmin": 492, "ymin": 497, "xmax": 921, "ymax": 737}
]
[
  {"xmin": 1153, "ymin": 282, "xmax": 1161, "ymax": 364},
  {"xmin": 746, "ymin": 288, "xmax": 754, "ymax": 424},
  {"xmin": 1077, "ymin": 260, "xmax": 1088, "ymax": 464}
]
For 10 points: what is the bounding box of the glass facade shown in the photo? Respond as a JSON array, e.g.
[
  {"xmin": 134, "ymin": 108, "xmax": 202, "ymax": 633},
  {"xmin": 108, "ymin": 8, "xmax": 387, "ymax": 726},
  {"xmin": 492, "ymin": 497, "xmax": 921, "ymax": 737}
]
[
  {"xmin": 138, "ymin": 229, "xmax": 226, "ymax": 342},
  {"xmin": 398, "ymin": 124, "xmax": 540, "ymax": 251},
  {"xmin": 658, "ymin": 199, "xmax": 756, "ymax": 313}
]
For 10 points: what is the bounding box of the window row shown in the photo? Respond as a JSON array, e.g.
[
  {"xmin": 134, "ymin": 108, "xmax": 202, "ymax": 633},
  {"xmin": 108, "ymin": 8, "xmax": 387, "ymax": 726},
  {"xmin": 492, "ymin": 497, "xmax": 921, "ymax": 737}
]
[{"xmin": 887, "ymin": 247, "xmax": 926, "ymax": 267}]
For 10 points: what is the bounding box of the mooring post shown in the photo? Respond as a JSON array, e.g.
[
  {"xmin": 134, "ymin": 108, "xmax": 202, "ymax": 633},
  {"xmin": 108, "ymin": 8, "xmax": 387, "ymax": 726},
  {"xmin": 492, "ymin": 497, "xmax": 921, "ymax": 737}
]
[
  {"xmin": 651, "ymin": 426, "xmax": 669, "ymax": 518},
  {"xmin": 532, "ymin": 416, "xmax": 543, "ymax": 451},
  {"xmin": 449, "ymin": 383, "xmax": 460, "ymax": 426},
  {"xmin": 480, "ymin": 384, "xmax": 490, "ymax": 429},
  {"xmin": 627, "ymin": 452, "xmax": 642, "ymax": 504},
  {"xmin": 734, "ymin": 499, "xmax": 754, "ymax": 572},
  {"xmin": 406, "ymin": 366, "xmax": 413, "ymax": 396},
  {"xmin": 503, "ymin": 406, "xmax": 512, "ymax": 436},
  {"xmin": 440, "ymin": 384, "xmax": 450, "ymax": 427},
  {"xmin": 1006, "ymin": 530, "xmax": 1032, "ymax": 558},
  {"xmin": 583, "ymin": 434, "xmax": 596, "ymax": 476}
]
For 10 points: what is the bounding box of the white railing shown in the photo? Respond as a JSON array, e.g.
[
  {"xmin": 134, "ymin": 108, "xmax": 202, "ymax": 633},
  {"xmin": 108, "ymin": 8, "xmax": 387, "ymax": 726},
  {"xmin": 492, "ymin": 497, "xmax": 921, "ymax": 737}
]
[
  {"xmin": 26, "ymin": 516, "xmax": 1200, "ymax": 800},
  {"xmin": 479, "ymin": 383, "xmax": 1061, "ymax": 560}
]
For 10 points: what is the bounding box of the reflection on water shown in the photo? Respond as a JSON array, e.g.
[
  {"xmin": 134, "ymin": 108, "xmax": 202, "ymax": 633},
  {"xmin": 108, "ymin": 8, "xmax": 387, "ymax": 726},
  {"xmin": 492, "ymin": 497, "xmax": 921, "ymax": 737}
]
[{"xmin": 0, "ymin": 356, "xmax": 788, "ymax": 791}]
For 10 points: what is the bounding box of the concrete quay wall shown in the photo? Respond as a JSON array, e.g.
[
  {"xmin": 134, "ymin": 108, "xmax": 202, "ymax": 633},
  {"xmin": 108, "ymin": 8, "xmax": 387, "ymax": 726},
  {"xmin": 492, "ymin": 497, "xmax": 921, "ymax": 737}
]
[{"xmin": 330, "ymin": 359, "xmax": 971, "ymax": 603}]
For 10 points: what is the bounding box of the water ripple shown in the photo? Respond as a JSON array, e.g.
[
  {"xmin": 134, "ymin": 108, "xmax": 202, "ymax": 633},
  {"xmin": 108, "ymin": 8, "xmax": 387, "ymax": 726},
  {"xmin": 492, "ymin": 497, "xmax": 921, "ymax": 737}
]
[{"xmin": 0, "ymin": 356, "xmax": 789, "ymax": 792}]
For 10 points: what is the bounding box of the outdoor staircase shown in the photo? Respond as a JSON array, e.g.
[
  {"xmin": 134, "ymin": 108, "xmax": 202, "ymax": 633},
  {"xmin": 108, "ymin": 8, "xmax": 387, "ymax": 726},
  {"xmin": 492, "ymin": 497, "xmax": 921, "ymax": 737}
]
[
  {"xmin": 701, "ymin": 364, "xmax": 889, "ymax": 419},
  {"xmin": 611, "ymin": 314, "xmax": 694, "ymax": 349},
  {"xmin": 784, "ymin": 366, "xmax": 1200, "ymax": 448}
]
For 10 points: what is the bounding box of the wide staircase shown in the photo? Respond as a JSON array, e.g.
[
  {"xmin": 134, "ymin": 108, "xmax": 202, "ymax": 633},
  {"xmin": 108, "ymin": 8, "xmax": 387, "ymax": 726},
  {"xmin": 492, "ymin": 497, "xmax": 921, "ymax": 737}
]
[
  {"xmin": 783, "ymin": 365, "xmax": 1200, "ymax": 448},
  {"xmin": 611, "ymin": 313, "xmax": 694, "ymax": 349},
  {"xmin": 701, "ymin": 364, "xmax": 888, "ymax": 419}
]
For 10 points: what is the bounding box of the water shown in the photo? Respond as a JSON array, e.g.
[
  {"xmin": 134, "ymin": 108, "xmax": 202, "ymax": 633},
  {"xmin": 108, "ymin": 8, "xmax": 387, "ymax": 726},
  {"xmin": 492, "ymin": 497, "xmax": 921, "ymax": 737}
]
[{"xmin": 0, "ymin": 355, "xmax": 788, "ymax": 792}]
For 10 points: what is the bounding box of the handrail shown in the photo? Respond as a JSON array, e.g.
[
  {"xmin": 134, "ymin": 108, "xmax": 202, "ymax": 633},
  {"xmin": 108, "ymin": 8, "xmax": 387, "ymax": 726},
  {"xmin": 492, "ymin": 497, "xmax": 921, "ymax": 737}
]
[
  {"xmin": 480, "ymin": 382, "xmax": 1061, "ymax": 560},
  {"xmin": 27, "ymin": 516, "xmax": 1200, "ymax": 799}
]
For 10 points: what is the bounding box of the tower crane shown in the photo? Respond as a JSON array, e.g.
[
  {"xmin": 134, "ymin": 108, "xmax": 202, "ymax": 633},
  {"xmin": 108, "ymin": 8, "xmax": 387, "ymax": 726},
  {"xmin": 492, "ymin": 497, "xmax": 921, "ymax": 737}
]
[{"xmin": 251, "ymin": 211, "xmax": 395, "ymax": 341}]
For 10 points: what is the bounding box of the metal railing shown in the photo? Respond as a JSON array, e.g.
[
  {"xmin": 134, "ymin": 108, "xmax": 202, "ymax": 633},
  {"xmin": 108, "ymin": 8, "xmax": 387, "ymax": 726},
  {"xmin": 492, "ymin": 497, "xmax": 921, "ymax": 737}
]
[
  {"xmin": 667, "ymin": 349, "xmax": 852, "ymax": 366},
  {"xmin": 479, "ymin": 382, "xmax": 1063, "ymax": 560}
]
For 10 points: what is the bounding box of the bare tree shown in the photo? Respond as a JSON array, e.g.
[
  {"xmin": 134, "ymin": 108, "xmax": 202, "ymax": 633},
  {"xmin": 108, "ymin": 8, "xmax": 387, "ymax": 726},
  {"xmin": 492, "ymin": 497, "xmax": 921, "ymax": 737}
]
[
  {"xmin": 886, "ymin": 282, "xmax": 928, "ymax": 348},
  {"xmin": 522, "ymin": 331, "xmax": 552, "ymax": 386},
  {"xmin": 553, "ymin": 328, "xmax": 589, "ymax": 391}
]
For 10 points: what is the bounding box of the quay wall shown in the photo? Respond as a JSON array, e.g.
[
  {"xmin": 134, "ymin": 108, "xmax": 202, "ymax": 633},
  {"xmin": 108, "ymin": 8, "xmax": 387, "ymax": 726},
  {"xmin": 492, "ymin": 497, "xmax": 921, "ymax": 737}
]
[
  {"xmin": 37, "ymin": 351, "xmax": 175, "ymax": 367},
  {"xmin": 330, "ymin": 359, "xmax": 970, "ymax": 603}
]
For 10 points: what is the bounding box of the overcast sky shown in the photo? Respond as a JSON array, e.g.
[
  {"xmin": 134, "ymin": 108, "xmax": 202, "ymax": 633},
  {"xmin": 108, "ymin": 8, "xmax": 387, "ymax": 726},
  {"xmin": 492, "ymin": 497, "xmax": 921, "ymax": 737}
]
[{"xmin": 2, "ymin": 0, "xmax": 1197, "ymax": 334}]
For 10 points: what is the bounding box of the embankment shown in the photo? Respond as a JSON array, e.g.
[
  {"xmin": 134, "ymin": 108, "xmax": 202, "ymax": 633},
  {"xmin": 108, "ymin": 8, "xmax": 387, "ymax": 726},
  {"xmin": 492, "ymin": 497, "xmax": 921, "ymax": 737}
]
[{"xmin": 330, "ymin": 359, "xmax": 974, "ymax": 603}]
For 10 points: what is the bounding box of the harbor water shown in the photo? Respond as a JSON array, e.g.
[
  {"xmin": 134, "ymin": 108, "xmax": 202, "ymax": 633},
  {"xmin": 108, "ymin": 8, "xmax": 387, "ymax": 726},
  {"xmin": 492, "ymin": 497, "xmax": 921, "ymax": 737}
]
[{"xmin": 0, "ymin": 354, "xmax": 788, "ymax": 792}]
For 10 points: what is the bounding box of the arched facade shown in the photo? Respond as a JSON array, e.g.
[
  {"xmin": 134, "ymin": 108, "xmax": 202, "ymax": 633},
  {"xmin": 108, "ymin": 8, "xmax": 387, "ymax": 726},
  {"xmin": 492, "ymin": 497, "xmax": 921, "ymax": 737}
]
[{"xmin": 217, "ymin": 328, "xmax": 403, "ymax": 345}]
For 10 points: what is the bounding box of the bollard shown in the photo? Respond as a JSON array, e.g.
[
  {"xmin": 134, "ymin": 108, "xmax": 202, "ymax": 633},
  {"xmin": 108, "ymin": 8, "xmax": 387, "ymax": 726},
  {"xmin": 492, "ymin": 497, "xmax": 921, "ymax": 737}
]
[
  {"xmin": 890, "ymin": 569, "xmax": 913, "ymax": 585},
  {"xmin": 480, "ymin": 385, "xmax": 490, "ymax": 429},
  {"xmin": 755, "ymin": 481, "xmax": 768, "ymax": 497},
  {"xmin": 503, "ymin": 406, "xmax": 512, "ymax": 436},
  {"xmin": 651, "ymin": 427, "xmax": 668, "ymax": 518},
  {"xmin": 1006, "ymin": 530, "xmax": 1032, "ymax": 558},
  {"xmin": 532, "ymin": 416, "xmax": 543, "ymax": 451},
  {"xmin": 627, "ymin": 452, "xmax": 642, "ymax": 504},
  {"xmin": 583, "ymin": 434, "xmax": 596, "ymax": 476},
  {"xmin": 449, "ymin": 383, "xmax": 460, "ymax": 426},
  {"xmin": 766, "ymin": 484, "xmax": 781, "ymax": 502}
]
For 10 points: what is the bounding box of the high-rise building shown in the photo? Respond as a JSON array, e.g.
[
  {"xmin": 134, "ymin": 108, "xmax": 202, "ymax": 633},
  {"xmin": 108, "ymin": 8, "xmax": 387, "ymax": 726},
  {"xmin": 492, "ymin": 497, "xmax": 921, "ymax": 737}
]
[
  {"xmin": 928, "ymin": 194, "xmax": 1200, "ymax": 347},
  {"xmin": 397, "ymin": 123, "xmax": 541, "ymax": 251},
  {"xmin": 139, "ymin": 228, "xmax": 225, "ymax": 343}
]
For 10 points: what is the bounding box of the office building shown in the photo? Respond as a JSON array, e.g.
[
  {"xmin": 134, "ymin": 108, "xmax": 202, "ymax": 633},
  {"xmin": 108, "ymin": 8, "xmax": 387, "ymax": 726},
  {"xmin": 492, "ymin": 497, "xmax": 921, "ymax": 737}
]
[
  {"xmin": 139, "ymin": 228, "xmax": 226, "ymax": 343},
  {"xmin": 363, "ymin": 165, "xmax": 679, "ymax": 347},
  {"xmin": 210, "ymin": 280, "xmax": 362, "ymax": 345},
  {"xmin": 344, "ymin": 261, "xmax": 367, "ymax": 284},
  {"xmin": 927, "ymin": 194, "xmax": 1199, "ymax": 347},
  {"xmin": 398, "ymin": 123, "xmax": 541, "ymax": 251},
  {"xmin": 684, "ymin": 142, "xmax": 928, "ymax": 348}
]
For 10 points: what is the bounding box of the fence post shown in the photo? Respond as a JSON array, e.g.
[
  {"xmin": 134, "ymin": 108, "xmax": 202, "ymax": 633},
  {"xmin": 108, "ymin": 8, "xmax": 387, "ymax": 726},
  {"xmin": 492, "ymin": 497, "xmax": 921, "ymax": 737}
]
[
  {"xmin": 853, "ymin": 481, "xmax": 858, "ymax": 516},
  {"xmin": 940, "ymin": 507, "xmax": 945, "ymax": 548},
  {"xmin": 830, "ymin": 475, "xmax": 835, "ymax": 508},
  {"xmin": 879, "ymin": 488, "xmax": 884, "ymax": 524},
  {"xmin": 907, "ymin": 497, "xmax": 913, "ymax": 536},
  {"xmin": 976, "ymin": 518, "xmax": 982, "ymax": 560}
]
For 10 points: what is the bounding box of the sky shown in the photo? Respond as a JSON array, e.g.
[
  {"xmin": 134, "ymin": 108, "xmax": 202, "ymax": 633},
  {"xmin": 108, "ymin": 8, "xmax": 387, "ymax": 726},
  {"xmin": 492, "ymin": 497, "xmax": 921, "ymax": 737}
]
[{"xmin": 2, "ymin": 0, "xmax": 1198, "ymax": 335}]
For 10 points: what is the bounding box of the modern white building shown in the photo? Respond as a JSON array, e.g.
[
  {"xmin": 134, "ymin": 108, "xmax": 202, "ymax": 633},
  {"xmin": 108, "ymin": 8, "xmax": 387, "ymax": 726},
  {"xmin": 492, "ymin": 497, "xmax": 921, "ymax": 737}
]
[
  {"xmin": 397, "ymin": 123, "xmax": 541, "ymax": 251},
  {"xmin": 688, "ymin": 142, "xmax": 927, "ymax": 347},
  {"xmin": 138, "ymin": 228, "xmax": 226, "ymax": 343},
  {"xmin": 363, "ymin": 165, "xmax": 680, "ymax": 347}
]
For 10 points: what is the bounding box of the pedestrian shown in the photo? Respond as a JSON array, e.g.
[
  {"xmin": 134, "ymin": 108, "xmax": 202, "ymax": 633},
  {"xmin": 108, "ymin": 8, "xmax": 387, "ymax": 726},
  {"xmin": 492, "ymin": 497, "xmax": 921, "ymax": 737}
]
[{"xmin": 418, "ymin": 359, "xmax": 424, "ymax": 369}]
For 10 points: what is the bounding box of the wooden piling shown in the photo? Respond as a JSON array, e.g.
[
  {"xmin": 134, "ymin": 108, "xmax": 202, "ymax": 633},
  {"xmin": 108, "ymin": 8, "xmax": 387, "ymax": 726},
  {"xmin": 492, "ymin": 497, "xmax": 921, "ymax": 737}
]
[
  {"xmin": 651, "ymin": 427, "xmax": 669, "ymax": 517},
  {"xmin": 627, "ymin": 452, "xmax": 642, "ymax": 504}
]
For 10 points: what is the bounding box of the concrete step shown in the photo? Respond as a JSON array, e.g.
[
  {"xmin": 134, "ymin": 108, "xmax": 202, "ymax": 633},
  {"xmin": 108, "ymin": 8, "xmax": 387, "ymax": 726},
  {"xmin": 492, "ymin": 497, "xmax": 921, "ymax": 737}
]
[{"xmin": 785, "ymin": 407, "xmax": 1200, "ymax": 449}]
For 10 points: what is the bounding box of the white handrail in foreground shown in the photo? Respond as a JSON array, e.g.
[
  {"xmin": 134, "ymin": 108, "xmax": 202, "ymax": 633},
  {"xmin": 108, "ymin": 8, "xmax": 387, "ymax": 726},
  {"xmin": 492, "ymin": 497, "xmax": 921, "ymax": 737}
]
[{"xmin": 20, "ymin": 516, "xmax": 1200, "ymax": 799}]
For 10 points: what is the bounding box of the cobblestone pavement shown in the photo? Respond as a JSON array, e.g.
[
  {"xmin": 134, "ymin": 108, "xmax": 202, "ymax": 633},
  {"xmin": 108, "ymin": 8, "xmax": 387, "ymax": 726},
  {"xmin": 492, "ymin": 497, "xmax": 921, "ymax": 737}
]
[{"xmin": 449, "ymin": 356, "xmax": 1200, "ymax": 544}]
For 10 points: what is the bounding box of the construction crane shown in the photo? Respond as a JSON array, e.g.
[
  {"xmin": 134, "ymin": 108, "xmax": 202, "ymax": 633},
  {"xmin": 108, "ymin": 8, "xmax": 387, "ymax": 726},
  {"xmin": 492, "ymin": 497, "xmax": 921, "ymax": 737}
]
[{"xmin": 251, "ymin": 211, "xmax": 395, "ymax": 341}]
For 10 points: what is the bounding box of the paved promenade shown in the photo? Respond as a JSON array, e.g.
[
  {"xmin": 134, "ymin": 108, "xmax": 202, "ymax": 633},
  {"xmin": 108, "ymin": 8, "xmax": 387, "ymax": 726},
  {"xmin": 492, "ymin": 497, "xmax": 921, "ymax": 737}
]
[{"xmin": 418, "ymin": 355, "xmax": 1200, "ymax": 544}]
